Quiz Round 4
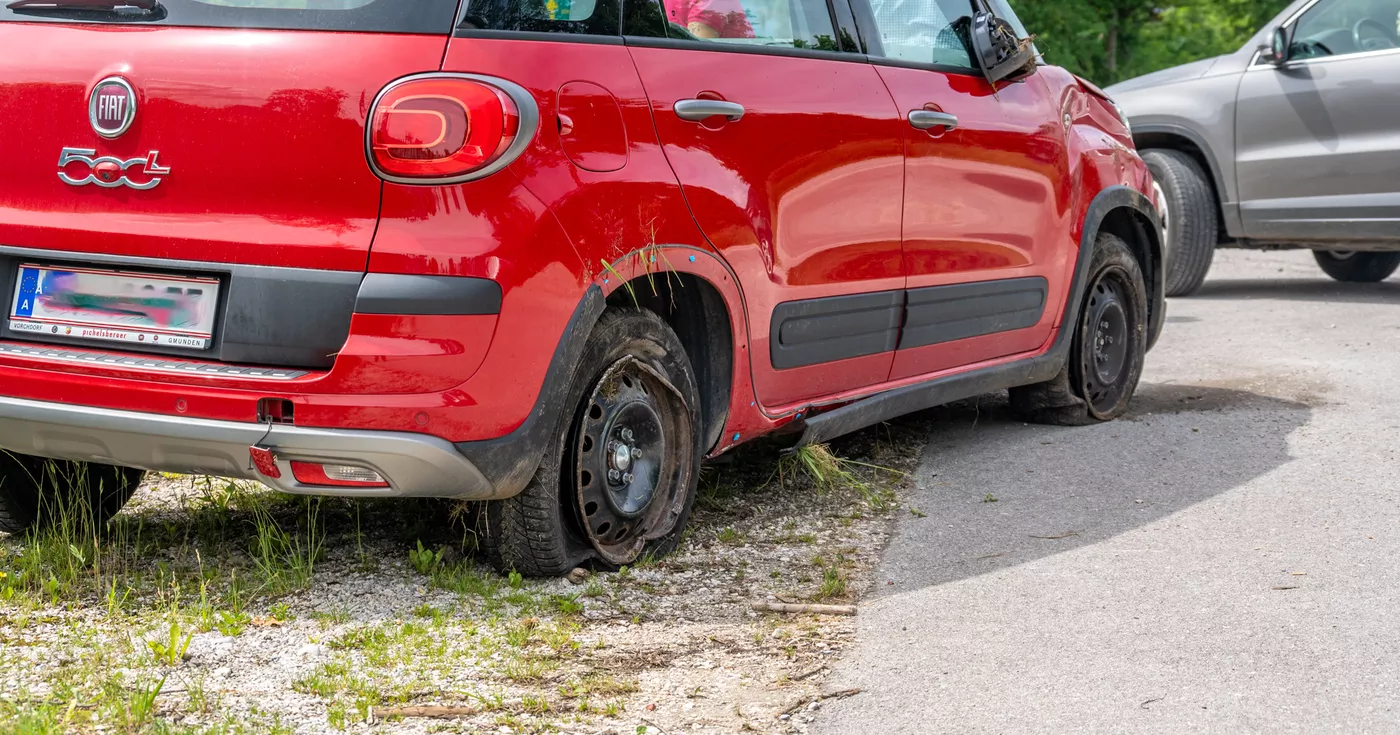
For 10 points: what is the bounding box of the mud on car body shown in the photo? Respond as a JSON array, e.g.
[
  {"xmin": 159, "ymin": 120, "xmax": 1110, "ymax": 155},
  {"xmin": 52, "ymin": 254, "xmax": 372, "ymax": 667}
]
[{"xmin": 0, "ymin": 0, "xmax": 1162, "ymax": 576}]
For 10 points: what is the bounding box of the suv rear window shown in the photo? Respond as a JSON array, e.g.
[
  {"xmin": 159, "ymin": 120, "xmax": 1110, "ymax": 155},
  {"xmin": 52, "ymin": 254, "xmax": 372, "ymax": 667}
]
[{"xmin": 0, "ymin": 0, "xmax": 459, "ymax": 33}]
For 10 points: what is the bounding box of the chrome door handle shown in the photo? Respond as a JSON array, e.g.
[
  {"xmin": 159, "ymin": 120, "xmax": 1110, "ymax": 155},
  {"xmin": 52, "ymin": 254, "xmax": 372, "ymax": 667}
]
[
  {"xmin": 908, "ymin": 110, "xmax": 958, "ymax": 131},
  {"xmin": 674, "ymin": 99, "xmax": 745, "ymax": 122}
]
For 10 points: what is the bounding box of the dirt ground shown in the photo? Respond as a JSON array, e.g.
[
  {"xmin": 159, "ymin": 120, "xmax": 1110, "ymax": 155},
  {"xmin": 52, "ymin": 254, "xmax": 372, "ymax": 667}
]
[{"xmin": 0, "ymin": 417, "xmax": 929, "ymax": 734}]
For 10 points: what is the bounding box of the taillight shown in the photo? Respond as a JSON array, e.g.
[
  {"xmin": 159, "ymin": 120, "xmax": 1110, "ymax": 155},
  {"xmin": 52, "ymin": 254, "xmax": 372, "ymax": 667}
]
[{"xmin": 366, "ymin": 74, "xmax": 537, "ymax": 184}]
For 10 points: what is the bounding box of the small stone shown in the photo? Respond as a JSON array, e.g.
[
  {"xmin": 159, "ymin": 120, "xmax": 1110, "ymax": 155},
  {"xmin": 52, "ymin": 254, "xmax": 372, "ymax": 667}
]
[
  {"xmin": 779, "ymin": 714, "xmax": 791, "ymax": 721},
  {"xmin": 567, "ymin": 568, "xmax": 591, "ymax": 585},
  {"xmin": 808, "ymin": 701, "xmax": 820, "ymax": 711},
  {"xmin": 646, "ymin": 703, "xmax": 657, "ymax": 712},
  {"xmin": 298, "ymin": 643, "xmax": 327, "ymax": 658}
]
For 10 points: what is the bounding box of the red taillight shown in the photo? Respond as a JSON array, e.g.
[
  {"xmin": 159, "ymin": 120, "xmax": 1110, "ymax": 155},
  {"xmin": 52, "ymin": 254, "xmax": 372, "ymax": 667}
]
[{"xmin": 367, "ymin": 74, "xmax": 533, "ymax": 183}]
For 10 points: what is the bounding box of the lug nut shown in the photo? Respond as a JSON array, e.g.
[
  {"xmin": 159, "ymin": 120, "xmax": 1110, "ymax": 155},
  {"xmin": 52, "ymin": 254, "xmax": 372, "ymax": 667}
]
[
  {"xmin": 608, "ymin": 469, "xmax": 621, "ymax": 482},
  {"xmin": 621, "ymin": 428, "xmax": 634, "ymax": 441},
  {"xmin": 622, "ymin": 473, "xmax": 634, "ymax": 483}
]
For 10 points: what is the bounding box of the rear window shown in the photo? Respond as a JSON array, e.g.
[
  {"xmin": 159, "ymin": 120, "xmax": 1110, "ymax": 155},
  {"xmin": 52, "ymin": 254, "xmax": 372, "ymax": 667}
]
[{"xmin": 0, "ymin": 0, "xmax": 459, "ymax": 33}]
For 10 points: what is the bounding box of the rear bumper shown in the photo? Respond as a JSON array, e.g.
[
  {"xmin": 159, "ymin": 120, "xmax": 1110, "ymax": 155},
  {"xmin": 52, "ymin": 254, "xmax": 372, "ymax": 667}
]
[{"xmin": 0, "ymin": 394, "xmax": 496, "ymax": 499}]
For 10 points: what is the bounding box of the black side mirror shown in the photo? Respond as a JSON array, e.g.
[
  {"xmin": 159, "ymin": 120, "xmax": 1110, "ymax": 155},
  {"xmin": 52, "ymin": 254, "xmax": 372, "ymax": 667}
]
[
  {"xmin": 971, "ymin": 10, "xmax": 1037, "ymax": 84},
  {"xmin": 1263, "ymin": 25, "xmax": 1291, "ymax": 65}
]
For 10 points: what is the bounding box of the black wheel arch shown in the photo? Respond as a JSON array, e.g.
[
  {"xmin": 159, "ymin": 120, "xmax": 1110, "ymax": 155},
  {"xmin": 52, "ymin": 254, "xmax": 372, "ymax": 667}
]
[{"xmin": 1133, "ymin": 126, "xmax": 1230, "ymax": 242}]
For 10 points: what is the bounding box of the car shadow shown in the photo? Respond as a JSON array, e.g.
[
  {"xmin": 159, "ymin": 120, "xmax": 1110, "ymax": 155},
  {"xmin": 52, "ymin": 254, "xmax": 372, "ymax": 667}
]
[
  {"xmin": 1188, "ymin": 277, "xmax": 1400, "ymax": 304},
  {"xmin": 860, "ymin": 382, "xmax": 1312, "ymax": 595}
]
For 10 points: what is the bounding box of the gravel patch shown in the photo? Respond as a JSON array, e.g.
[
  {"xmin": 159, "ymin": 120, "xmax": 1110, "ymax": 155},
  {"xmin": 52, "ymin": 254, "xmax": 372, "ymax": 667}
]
[{"xmin": 0, "ymin": 418, "xmax": 930, "ymax": 734}]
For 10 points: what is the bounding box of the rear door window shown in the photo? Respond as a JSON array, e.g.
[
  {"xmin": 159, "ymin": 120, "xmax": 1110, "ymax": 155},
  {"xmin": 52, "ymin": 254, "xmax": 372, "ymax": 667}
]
[
  {"xmin": 458, "ymin": 0, "xmax": 618, "ymax": 35},
  {"xmin": 0, "ymin": 0, "xmax": 459, "ymax": 33}
]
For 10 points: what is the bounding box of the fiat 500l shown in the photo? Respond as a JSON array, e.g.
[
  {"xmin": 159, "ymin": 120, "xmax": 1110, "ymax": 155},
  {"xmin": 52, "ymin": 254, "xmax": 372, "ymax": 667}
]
[{"xmin": 0, "ymin": 0, "xmax": 1162, "ymax": 576}]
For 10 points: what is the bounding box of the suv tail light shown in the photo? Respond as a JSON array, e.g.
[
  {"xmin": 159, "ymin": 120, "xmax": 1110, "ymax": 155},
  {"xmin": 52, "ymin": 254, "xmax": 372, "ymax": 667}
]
[{"xmin": 366, "ymin": 74, "xmax": 538, "ymax": 185}]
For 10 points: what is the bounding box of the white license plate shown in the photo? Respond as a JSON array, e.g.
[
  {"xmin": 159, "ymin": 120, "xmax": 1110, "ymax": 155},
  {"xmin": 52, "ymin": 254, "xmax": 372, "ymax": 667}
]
[{"xmin": 9, "ymin": 263, "xmax": 219, "ymax": 350}]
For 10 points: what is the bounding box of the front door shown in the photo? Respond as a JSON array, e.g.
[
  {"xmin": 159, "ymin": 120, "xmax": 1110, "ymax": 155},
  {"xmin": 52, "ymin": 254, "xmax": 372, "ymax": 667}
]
[
  {"xmin": 859, "ymin": 0, "xmax": 1072, "ymax": 380},
  {"xmin": 1235, "ymin": 0, "xmax": 1400, "ymax": 243},
  {"xmin": 624, "ymin": 0, "xmax": 907, "ymax": 409}
]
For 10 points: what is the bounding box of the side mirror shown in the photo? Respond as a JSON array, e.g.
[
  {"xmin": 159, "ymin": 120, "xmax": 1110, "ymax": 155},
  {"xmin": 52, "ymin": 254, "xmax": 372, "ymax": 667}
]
[
  {"xmin": 1262, "ymin": 25, "xmax": 1291, "ymax": 65},
  {"xmin": 971, "ymin": 10, "xmax": 1037, "ymax": 84}
]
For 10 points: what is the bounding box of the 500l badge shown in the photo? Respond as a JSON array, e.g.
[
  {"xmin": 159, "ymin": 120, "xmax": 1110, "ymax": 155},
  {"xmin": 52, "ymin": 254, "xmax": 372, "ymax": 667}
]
[{"xmin": 58, "ymin": 147, "xmax": 171, "ymax": 190}]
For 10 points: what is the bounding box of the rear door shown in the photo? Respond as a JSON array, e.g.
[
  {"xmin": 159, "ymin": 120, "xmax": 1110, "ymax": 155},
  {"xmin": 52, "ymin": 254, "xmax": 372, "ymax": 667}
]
[
  {"xmin": 0, "ymin": 0, "xmax": 459, "ymax": 272},
  {"xmin": 624, "ymin": 0, "xmax": 907, "ymax": 408},
  {"xmin": 859, "ymin": 0, "xmax": 1072, "ymax": 380},
  {"xmin": 1235, "ymin": 0, "xmax": 1400, "ymax": 243}
]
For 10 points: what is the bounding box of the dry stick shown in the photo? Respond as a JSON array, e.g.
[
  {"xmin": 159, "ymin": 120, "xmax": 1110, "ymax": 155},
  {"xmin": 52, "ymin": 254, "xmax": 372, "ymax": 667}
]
[
  {"xmin": 371, "ymin": 705, "xmax": 478, "ymax": 720},
  {"xmin": 751, "ymin": 601, "xmax": 857, "ymax": 616},
  {"xmin": 781, "ymin": 688, "xmax": 863, "ymax": 717}
]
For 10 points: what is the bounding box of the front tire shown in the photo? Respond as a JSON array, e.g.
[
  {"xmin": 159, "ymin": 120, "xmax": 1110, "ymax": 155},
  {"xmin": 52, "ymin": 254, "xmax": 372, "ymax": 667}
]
[
  {"xmin": 1313, "ymin": 250, "xmax": 1400, "ymax": 283},
  {"xmin": 482, "ymin": 307, "xmax": 702, "ymax": 577},
  {"xmin": 0, "ymin": 455, "xmax": 143, "ymax": 535},
  {"xmin": 1141, "ymin": 149, "xmax": 1218, "ymax": 297},
  {"xmin": 1010, "ymin": 232, "xmax": 1149, "ymax": 425}
]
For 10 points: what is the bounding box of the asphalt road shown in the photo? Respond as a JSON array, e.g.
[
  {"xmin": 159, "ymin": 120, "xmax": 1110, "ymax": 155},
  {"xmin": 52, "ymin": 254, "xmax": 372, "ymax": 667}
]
[{"xmin": 816, "ymin": 250, "xmax": 1400, "ymax": 734}]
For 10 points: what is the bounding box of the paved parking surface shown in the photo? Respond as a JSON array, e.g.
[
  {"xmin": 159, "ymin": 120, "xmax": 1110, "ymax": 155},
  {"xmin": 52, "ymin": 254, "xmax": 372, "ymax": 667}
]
[{"xmin": 816, "ymin": 250, "xmax": 1400, "ymax": 734}]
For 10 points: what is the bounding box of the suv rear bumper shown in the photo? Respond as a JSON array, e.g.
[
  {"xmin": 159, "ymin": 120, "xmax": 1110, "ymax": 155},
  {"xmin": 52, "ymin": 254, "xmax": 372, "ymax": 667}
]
[{"xmin": 0, "ymin": 394, "xmax": 495, "ymax": 498}]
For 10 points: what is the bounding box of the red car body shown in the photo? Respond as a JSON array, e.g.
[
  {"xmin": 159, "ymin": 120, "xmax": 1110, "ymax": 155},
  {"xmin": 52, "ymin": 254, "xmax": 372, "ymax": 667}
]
[{"xmin": 0, "ymin": 1, "xmax": 1161, "ymax": 509}]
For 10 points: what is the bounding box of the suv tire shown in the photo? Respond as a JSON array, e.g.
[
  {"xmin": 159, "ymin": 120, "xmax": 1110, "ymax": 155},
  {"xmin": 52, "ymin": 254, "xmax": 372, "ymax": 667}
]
[
  {"xmin": 0, "ymin": 454, "xmax": 144, "ymax": 535},
  {"xmin": 1313, "ymin": 251, "xmax": 1400, "ymax": 283},
  {"xmin": 1141, "ymin": 149, "xmax": 1217, "ymax": 297},
  {"xmin": 1010, "ymin": 232, "xmax": 1148, "ymax": 426},
  {"xmin": 482, "ymin": 307, "xmax": 702, "ymax": 577}
]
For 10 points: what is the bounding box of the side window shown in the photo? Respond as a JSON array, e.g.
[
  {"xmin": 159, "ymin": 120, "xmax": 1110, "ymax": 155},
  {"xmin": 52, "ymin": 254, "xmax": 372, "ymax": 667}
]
[
  {"xmin": 629, "ymin": 0, "xmax": 842, "ymax": 50},
  {"xmin": 1291, "ymin": 0, "xmax": 1400, "ymax": 59},
  {"xmin": 459, "ymin": 0, "xmax": 619, "ymax": 35},
  {"xmin": 865, "ymin": 0, "xmax": 976, "ymax": 69}
]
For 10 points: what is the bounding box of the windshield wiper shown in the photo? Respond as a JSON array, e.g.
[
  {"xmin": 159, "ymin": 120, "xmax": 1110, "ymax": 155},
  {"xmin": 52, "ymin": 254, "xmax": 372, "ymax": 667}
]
[
  {"xmin": 7, "ymin": 0, "xmax": 158, "ymax": 8},
  {"xmin": 6, "ymin": 0, "xmax": 165, "ymax": 20}
]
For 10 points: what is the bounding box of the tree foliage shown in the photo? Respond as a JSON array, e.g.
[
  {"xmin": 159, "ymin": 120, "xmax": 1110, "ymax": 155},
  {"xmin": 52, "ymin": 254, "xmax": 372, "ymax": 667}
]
[{"xmin": 1015, "ymin": 0, "xmax": 1295, "ymax": 84}]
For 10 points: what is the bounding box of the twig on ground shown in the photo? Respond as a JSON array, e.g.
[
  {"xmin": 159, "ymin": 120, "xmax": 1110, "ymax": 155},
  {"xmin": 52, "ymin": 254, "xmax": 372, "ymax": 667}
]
[
  {"xmin": 1029, "ymin": 531, "xmax": 1081, "ymax": 540},
  {"xmin": 781, "ymin": 688, "xmax": 863, "ymax": 716},
  {"xmin": 752, "ymin": 601, "xmax": 856, "ymax": 616},
  {"xmin": 371, "ymin": 705, "xmax": 477, "ymax": 720}
]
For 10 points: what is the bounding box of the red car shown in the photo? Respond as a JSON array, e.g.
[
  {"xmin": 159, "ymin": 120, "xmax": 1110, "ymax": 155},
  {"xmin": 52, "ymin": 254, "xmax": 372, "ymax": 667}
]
[{"xmin": 0, "ymin": 0, "xmax": 1162, "ymax": 575}]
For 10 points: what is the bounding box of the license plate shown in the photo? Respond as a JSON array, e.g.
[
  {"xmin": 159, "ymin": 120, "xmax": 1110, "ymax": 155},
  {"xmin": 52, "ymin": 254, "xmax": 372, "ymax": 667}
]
[{"xmin": 9, "ymin": 264, "xmax": 219, "ymax": 350}]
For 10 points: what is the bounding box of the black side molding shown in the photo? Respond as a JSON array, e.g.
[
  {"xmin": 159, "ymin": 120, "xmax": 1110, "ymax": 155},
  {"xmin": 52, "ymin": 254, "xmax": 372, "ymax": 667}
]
[
  {"xmin": 770, "ymin": 290, "xmax": 902, "ymax": 370},
  {"xmin": 354, "ymin": 274, "xmax": 502, "ymax": 315},
  {"xmin": 795, "ymin": 186, "xmax": 1161, "ymax": 447},
  {"xmin": 900, "ymin": 277, "xmax": 1047, "ymax": 350}
]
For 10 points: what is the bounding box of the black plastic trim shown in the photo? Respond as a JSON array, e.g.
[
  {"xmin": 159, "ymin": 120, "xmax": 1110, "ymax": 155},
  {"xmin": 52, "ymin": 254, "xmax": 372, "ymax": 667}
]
[
  {"xmin": 795, "ymin": 186, "xmax": 1160, "ymax": 447},
  {"xmin": 867, "ymin": 55, "xmax": 984, "ymax": 77},
  {"xmin": 454, "ymin": 286, "xmax": 606, "ymax": 497},
  {"xmin": 770, "ymin": 290, "xmax": 901, "ymax": 370},
  {"xmin": 622, "ymin": 35, "xmax": 863, "ymax": 62},
  {"xmin": 452, "ymin": 28, "xmax": 625, "ymax": 44},
  {"xmin": 899, "ymin": 277, "xmax": 1047, "ymax": 350},
  {"xmin": 355, "ymin": 274, "xmax": 502, "ymax": 315}
]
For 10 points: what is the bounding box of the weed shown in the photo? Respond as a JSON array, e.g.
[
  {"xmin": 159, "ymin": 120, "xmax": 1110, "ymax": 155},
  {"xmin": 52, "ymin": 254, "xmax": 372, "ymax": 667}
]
[
  {"xmin": 813, "ymin": 567, "xmax": 847, "ymax": 600},
  {"xmin": 409, "ymin": 540, "xmax": 443, "ymax": 575},
  {"xmin": 983, "ymin": 493, "xmax": 998, "ymax": 503},
  {"xmin": 781, "ymin": 443, "xmax": 903, "ymax": 511},
  {"xmin": 716, "ymin": 526, "xmax": 745, "ymax": 545},
  {"xmin": 148, "ymin": 620, "xmax": 193, "ymax": 666},
  {"xmin": 909, "ymin": 506, "xmax": 928, "ymax": 517}
]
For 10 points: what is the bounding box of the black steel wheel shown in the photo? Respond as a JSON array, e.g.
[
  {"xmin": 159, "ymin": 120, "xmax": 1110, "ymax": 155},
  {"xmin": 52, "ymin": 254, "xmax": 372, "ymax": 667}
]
[
  {"xmin": 483, "ymin": 307, "xmax": 701, "ymax": 576},
  {"xmin": 573, "ymin": 356, "xmax": 694, "ymax": 565},
  {"xmin": 1010, "ymin": 232, "xmax": 1148, "ymax": 425}
]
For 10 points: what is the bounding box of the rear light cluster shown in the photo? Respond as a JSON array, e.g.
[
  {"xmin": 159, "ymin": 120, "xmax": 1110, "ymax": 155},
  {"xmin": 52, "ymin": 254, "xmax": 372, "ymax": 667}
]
[{"xmin": 367, "ymin": 74, "xmax": 537, "ymax": 184}]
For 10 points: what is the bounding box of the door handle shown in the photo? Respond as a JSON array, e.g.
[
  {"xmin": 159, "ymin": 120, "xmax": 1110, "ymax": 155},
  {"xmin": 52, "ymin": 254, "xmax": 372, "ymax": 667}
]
[
  {"xmin": 674, "ymin": 99, "xmax": 745, "ymax": 122},
  {"xmin": 908, "ymin": 110, "xmax": 959, "ymax": 131}
]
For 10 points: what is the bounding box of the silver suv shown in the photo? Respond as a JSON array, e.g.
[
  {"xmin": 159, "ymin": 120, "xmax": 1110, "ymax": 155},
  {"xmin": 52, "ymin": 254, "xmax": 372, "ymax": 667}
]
[{"xmin": 1108, "ymin": 0, "xmax": 1400, "ymax": 296}]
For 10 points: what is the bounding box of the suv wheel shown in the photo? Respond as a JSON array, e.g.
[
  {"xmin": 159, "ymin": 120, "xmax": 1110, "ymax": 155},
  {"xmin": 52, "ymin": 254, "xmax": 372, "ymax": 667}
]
[
  {"xmin": 1010, "ymin": 232, "xmax": 1148, "ymax": 425},
  {"xmin": 1141, "ymin": 149, "xmax": 1217, "ymax": 297},
  {"xmin": 1313, "ymin": 250, "xmax": 1400, "ymax": 283},
  {"xmin": 0, "ymin": 454, "xmax": 144, "ymax": 535},
  {"xmin": 482, "ymin": 307, "xmax": 702, "ymax": 577}
]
